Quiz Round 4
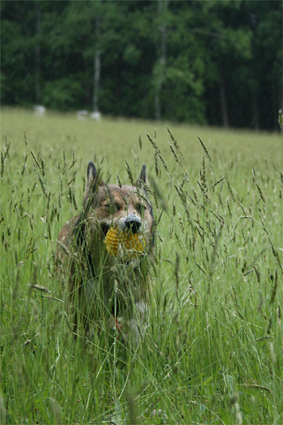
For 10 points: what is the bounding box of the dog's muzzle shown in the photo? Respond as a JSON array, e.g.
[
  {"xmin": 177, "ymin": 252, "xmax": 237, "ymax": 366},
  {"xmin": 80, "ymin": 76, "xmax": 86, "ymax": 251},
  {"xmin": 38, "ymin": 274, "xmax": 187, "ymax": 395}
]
[{"xmin": 125, "ymin": 214, "xmax": 142, "ymax": 233}]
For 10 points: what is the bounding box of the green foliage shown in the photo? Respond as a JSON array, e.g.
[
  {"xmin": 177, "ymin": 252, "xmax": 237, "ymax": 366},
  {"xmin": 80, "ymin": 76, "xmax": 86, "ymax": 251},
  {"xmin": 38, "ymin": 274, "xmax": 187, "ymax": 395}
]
[
  {"xmin": 42, "ymin": 78, "xmax": 85, "ymax": 111},
  {"xmin": 1, "ymin": 109, "xmax": 282, "ymax": 423},
  {"xmin": 1, "ymin": 1, "xmax": 282, "ymax": 129}
]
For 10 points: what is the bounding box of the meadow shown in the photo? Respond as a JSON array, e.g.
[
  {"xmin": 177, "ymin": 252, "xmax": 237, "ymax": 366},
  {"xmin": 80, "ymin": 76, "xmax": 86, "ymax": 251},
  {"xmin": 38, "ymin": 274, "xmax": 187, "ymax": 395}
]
[{"xmin": 0, "ymin": 107, "xmax": 282, "ymax": 424}]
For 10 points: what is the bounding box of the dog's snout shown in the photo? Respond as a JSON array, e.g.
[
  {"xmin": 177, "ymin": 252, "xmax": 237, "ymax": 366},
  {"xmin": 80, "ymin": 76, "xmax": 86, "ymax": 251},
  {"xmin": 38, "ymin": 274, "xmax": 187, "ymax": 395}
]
[{"xmin": 125, "ymin": 214, "xmax": 142, "ymax": 233}]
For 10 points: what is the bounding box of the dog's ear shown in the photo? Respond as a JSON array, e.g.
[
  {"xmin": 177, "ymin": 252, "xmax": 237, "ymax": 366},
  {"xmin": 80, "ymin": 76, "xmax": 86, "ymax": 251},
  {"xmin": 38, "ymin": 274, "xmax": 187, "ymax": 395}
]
[
  {"xmin": 87, "ymin": 162, "xmax": 97, "ymax": 186},
  {"xmin": 136, "ymin": 164, "xmax": 148, "ymax": 188},
  {"xmin": 85, "ymin": 161, "xmax": 103, "ymax": 197}
]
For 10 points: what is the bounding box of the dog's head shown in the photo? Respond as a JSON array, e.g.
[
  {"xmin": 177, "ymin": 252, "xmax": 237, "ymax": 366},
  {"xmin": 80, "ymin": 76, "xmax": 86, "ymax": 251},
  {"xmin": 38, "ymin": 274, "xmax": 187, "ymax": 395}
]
[{"xmin": 82, "ymin": 162, "xmax": 154, "ymax": 250}]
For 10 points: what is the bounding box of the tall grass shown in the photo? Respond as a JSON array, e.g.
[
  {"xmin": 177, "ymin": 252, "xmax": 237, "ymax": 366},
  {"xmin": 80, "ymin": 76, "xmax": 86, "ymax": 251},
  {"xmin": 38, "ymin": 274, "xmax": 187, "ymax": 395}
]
[{"xmin": 0, "ymin": 108, "xmax": 282, "ymax": 424}]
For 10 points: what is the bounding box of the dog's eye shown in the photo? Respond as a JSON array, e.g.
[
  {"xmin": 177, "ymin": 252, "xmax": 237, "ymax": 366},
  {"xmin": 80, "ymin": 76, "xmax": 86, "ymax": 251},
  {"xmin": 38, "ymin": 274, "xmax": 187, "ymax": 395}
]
[
  {"xmin": 105, "ymin": 203, "xmax": 119, "ymax": 213},
  {"xmin": 136, "ymin": 204, "xmax": 146, "ymax": 214}
]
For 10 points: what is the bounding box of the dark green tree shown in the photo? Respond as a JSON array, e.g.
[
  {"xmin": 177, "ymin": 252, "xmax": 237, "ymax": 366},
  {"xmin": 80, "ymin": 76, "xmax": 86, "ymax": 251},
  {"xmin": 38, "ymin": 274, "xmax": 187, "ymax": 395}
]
[{"xmin": 1, "ymin": 0, "xmax": 281, "ymax": 129}]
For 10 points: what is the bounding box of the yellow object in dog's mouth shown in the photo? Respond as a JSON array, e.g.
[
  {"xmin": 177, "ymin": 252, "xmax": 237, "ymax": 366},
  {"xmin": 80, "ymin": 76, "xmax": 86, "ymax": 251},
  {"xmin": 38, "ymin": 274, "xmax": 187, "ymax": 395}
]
[{"xmin": 104, "ymin": 227, "xmax": 145, "ymax": 258}]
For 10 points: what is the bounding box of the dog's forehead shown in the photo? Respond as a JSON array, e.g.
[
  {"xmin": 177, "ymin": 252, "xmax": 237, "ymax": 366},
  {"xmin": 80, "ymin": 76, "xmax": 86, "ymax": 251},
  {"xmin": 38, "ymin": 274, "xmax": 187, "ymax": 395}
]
[{"xmin": 97, "ymin": 185, "xmax": 140, "ymax": 201}]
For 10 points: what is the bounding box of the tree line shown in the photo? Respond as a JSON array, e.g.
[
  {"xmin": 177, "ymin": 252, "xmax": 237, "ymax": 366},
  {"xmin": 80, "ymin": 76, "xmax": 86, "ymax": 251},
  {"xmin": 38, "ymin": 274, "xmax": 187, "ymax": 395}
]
[{"xmin": 1, "ymin": 0, "xmax": 282, "ymax": 130}]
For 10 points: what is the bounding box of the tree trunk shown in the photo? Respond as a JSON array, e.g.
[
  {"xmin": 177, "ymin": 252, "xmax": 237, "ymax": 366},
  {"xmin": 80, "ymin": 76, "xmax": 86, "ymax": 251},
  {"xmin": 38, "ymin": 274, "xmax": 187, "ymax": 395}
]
[
  {"xmin": 155, "ymin": 0, "xmax": 168, "ymax": 121},
  {"xmin": 93, "ymin": 48, "xmax": 100, "ymax": 113},
  {"xmin": 271, "ymin": 80, "xmax": 279, "ymax": 130},
  {"xmin": 92, "ymin": 16, "xmax": 101, "ymax": 115},
  {"xmin": 35, "ymin": 2, "xmax": 41, "ymax": 103},
  {"xmin": 251, "ymin": 91, "xmax": 259, "ymax": 130},
  {"xmin": 219, "ymin": 69, "xmax": 229, "ymax": 128}
]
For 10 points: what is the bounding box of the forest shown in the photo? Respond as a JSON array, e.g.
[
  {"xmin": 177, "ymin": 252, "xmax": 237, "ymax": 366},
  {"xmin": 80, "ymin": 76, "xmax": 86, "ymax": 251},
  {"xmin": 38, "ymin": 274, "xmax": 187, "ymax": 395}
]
[{"xmin": 1, "ymin": 0, "xmax": 282, "ymax": 130}]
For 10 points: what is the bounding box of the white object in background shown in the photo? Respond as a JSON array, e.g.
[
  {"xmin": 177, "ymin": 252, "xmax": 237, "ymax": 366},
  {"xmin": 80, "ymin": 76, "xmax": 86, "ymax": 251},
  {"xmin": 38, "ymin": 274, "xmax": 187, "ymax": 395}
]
[
  {"xmin": 76, "ymin": 110, "xmax": 88, "ymax": 120},
  {"xmin": 90, "ymin": 111, "xmax": 101, "ymax": 122},
  {"xmin": 34, "ymin": 105, "xmax": 46, "ymax": 116}
]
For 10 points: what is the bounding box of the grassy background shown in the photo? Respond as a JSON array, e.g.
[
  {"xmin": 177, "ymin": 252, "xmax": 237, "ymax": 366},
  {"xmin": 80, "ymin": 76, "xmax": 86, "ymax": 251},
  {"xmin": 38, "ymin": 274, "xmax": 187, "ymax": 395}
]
[{"xmin": 1, "ymin": 107, "xmax": 282, "ymax": 424}]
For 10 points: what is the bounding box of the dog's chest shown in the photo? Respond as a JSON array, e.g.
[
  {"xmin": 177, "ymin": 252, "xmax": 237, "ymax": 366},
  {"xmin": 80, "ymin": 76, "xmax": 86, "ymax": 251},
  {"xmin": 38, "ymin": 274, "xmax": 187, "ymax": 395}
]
[{"xmin": 86, "ymin": 255, "xmax": 147, "ymax": 310}]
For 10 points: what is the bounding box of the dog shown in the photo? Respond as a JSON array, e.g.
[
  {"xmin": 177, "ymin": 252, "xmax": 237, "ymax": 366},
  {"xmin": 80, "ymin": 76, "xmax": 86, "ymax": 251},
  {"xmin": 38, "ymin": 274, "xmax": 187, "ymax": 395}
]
[{"xmin": 56, "ymin": 161, "xmax": 154, "ymax": 342}]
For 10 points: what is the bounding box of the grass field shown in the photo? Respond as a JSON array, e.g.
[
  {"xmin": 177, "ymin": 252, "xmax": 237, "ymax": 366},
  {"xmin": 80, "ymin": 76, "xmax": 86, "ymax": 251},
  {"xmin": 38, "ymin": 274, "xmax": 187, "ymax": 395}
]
[{"xmin": 1, "ymin": 107, "xmax": 282, "ymax": 424}]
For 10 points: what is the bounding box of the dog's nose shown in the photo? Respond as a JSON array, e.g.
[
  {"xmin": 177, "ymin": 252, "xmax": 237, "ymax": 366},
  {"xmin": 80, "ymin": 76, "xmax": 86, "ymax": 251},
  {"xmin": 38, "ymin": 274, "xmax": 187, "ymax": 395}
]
[{"xmin": 125, "ymin": 214, "xmax": 142, "ymax": 233}]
